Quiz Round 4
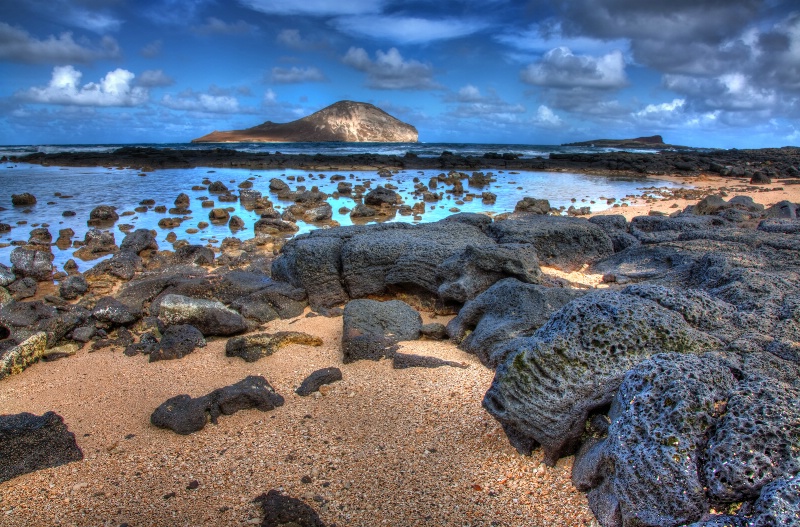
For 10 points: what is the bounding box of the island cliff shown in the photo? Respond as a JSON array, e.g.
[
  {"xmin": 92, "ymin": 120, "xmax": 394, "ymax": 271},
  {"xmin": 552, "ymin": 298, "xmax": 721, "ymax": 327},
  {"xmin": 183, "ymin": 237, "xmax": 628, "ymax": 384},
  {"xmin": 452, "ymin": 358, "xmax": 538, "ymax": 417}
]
[{"xmin": 192, "ymin": 100, "xmax": 418, "ymax": 143}]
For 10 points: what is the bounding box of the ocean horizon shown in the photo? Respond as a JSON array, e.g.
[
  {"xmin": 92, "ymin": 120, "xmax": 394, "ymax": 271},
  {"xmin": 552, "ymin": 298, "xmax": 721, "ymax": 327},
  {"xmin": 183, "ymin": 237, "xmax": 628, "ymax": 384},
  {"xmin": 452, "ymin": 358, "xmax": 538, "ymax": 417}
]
[{"xmin": 0, "ymin": 140, "xmax": 683, "ymax": 160}]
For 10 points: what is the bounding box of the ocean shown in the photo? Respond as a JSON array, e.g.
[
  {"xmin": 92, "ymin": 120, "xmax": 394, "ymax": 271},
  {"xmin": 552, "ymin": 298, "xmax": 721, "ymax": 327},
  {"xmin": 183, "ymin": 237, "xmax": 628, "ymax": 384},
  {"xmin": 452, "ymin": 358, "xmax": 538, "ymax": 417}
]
[{"xmin": 0, "ymin": 142, "xmax": 688, "ymax": 270}]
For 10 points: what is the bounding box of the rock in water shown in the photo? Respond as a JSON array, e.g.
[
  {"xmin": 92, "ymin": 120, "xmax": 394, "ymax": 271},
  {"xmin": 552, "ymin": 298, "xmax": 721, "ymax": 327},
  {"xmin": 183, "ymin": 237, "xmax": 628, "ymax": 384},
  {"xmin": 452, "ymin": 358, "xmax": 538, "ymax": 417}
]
[
  {"xmin": 0, "ymin": 411, "xmax": 83, "ymax": 483},
  {"xmin": 191, "ymin": 100, "xmax": 418, "ymax": 143}
]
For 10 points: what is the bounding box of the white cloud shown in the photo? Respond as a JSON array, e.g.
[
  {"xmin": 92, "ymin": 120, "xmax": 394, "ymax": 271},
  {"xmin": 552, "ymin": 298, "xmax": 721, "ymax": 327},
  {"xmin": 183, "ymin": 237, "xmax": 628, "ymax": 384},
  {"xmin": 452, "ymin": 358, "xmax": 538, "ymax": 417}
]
[
  {"xmin": 162, "ymin": 90, "xmax": 241, "ymax": 113},
  {"xmin": 456, "ymin": 85, "xmax": 482, "ymax": 102},
  {"xmin": 239, "ymin": 0, "xmax": 384, "ymax": 16},
  {"xmin": 263, "ymin": 89, "xmax": 278, "ymax": 105},
  {"xmin": 634, "ymin": 98, "xmax": 685, "ymax": 119},
  {"xmin": 270, "ymin": 66, "xmax": 326, "ymax": 84},
  {"xmin": 497, "ymin": 21, "xmax": 629, "ymax": 58},
  {"xmin": 192, "ymin": 17, "xmax": 257, "ymax": 35},
  {"xmin": 664, "ymin": 73, "xmax": 778, "ymax": 112},
  {"xmin": 342, "ymin": 47, "xmax": 439, "ymax": 90},
  {"xmin": 532, "ymin": 105, "xmax": 564, "ymax": 128},
  {"xmin": 333, "ymin": 15, "xmax": 487, "ymax": 44},
  {"xmin": 0, "ymin": 22, "xmax": 120, "ymax": 64},
  {"xmin": 521, "ymin": 47, "xmax": 627, "ymax": 89},
  {"xmin": 19, "ymin": 66, "xmax": 148, "ymax": 107},
  {"xmin": 137, "ymin": 69, "xmax": 175, "ymax": 88}
]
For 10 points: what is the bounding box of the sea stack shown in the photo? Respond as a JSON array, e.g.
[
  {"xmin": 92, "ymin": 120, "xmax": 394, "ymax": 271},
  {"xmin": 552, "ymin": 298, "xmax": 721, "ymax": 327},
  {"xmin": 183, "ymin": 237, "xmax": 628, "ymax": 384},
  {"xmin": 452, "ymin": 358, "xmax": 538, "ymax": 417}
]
[{"xmin": 192, "ymin": 100, "xmax": 418, "ymax": 143}]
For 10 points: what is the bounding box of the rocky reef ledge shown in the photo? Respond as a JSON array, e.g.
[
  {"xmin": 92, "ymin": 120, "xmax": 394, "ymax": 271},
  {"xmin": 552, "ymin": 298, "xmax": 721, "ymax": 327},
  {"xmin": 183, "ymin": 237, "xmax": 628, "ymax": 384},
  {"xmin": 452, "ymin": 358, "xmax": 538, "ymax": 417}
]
[{"xmin": 9, "ymin": 145, "xmax": 800, "ymax": 180}]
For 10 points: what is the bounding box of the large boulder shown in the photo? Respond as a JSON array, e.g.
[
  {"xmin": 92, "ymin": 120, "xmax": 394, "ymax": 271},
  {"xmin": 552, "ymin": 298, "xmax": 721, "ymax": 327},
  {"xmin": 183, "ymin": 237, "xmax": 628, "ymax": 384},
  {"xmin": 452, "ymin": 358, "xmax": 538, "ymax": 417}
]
[
  {"xmin": 574, "ymin": 351, "xmax": 800, "ymax": 527},
  {"xmin": 158, "ymin": 294, "xmax": 247, "ymax": 336},
  {"xmin": 150, "ymin": 376, "xmax": 284, "ymax": 435},
  {"xmin": 482, "ymin": 288, "xmax": 723, "ymax": 465},
  {"xmin": 447, "ymin": 278, "xmax": 585, "ymax": 368},
  {"xmin": 10, "ymin": 247, "xmax": 53, "ymax": 281},
  {"xmin": 487, "ymin": 216, "xmax": 614, "ymax": 272},
  {"xmin": 0, "ymin": 411, "xmax": 83, "ymax": 483},
  {"xmin": 436, "ymin": 244, "xmax": 542, "ymax": 304},
  {"xmin": 341, "ymin": 299, "xmax": 421, "ymax": 363}
]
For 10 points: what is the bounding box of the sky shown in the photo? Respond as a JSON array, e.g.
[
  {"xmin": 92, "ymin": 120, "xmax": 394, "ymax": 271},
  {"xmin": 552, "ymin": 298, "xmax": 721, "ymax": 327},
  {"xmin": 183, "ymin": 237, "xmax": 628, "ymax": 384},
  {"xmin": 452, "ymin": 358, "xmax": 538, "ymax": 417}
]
[{"xmin": 0, "ymin": 0, "xmax": 799, "ymax": 148}]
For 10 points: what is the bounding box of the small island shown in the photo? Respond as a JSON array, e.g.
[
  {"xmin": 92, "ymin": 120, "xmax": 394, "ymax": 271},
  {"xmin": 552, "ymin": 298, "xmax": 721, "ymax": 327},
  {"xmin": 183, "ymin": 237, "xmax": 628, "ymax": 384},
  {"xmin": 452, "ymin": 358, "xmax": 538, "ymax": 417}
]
[
  {"xmin": 562, "ymin": 135, "xmax": 683, "ymax": 150},
  {"xmin": 192, "ymin": 100, "xmax": 419, "ymax": 143}
]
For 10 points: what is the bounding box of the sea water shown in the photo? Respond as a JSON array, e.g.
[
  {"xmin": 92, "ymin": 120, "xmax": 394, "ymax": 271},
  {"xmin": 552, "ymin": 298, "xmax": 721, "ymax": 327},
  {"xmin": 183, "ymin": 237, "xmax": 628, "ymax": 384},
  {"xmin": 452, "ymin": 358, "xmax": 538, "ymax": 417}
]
[{"xmin": 0, "ymin": 143, "xmax": 689, "ymax": 270}]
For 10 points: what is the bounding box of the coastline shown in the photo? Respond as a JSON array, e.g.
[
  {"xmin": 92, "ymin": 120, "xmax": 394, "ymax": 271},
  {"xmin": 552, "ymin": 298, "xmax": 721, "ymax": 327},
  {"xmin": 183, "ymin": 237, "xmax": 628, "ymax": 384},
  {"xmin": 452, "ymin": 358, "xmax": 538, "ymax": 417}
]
[{"xmin": 1, "ymin": 145, "xmax": 799, "ymax": 526}]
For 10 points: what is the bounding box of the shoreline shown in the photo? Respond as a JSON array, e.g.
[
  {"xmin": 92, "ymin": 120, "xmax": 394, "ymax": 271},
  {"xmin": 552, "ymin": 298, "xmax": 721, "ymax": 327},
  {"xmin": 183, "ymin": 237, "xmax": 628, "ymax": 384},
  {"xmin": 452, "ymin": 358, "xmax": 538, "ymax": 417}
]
[{"xmin": 9, "ymin": 145, "xmax": 800, "ymax": 179}]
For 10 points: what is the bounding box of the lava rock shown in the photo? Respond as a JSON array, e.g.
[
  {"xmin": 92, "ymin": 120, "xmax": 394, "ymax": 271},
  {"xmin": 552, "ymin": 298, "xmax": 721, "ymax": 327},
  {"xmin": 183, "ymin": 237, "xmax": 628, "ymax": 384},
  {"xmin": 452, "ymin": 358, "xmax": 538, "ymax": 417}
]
[
  {"xmin": 87, "ymin": 205, "xmax": 119, "ymax": 226},
  {"xmin": 295, "ymin": 367, "xmax": 343, "ymax": 396},
  {"xmin": 150, "ymin": 376, "xmax": 284, "ymax": 434},
  {"xmin": 482, "ymin": 288, "xmax": 723, "ymax": 465},
  {"xmin": 11, "ymin": 193, "xmax": 37, "ymax": 206},
  {"xmin": 10, "ymin": 247, "xmax": 54, "ymax": 281},
  {"xmin": 225, "ymin": 331, "xmax": 323, "ymax": 362},
  {"xmin": 253, "ymin": 489, "xmax": 327, "ymax": 527},
  {"xmin": 447, "ymin": 278, "xmax": 585, "ymax": 368},
  {"xmin": 341, "ymin": 299, "xmax": 422, "ymax": 363},
  {"xmin": 149, "ymin": 324, "xmax": 206, "ymax": 362},
  {"xmin": 59, "ymin": 274, "xmax": 88, "ymax": 300},
  {"xmin": 487, "ymin": 216, "xmax": 614, "ymax": 272},
  {"xmin": 158, "ymin": 294, "xmax": 246, "ymax": 336}
]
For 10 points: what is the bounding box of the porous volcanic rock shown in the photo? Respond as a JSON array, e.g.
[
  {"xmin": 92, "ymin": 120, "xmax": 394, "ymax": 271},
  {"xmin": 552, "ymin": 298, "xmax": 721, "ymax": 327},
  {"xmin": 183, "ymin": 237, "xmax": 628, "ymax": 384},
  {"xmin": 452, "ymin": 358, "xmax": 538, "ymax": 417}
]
[
  {"xmin": 341, "ymin": 299, "xmax": 421, "ymax": 363},
  {"xmin": 150, "ymin": 376, "xmax": 284, "ymax": 435}
]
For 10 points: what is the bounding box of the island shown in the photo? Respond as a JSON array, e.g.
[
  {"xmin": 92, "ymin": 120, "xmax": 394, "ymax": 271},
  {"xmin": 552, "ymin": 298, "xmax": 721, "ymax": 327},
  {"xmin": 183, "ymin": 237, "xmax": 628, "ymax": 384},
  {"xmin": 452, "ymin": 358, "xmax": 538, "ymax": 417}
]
[
  {"xmin": 191, "ymin": 100, "xmax": 418, "ymax": 143},
  {"xmin": 562, "ymin": 135, "xmax": 683, "ymax": 149}
]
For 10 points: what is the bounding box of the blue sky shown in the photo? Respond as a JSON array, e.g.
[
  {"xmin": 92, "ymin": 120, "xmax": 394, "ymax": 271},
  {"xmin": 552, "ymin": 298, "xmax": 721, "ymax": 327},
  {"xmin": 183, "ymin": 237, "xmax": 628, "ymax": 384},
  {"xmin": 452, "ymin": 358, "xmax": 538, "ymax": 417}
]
[{"xmin": 0, "ymin": 0, "xmax": 798, "ymax": 147}]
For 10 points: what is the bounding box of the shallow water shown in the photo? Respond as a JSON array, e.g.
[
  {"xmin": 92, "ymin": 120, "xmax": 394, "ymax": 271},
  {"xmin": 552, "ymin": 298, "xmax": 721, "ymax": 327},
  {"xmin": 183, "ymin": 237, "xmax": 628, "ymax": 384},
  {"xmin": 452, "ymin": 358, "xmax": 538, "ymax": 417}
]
[{"xmin": 0, "ymin": 163, "xmax": 688, "ymax": 270}]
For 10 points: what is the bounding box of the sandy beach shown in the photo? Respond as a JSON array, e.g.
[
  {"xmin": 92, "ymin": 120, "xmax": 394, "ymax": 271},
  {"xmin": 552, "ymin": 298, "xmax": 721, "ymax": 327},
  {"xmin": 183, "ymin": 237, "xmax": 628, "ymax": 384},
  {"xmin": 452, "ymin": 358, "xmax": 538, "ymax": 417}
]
[{"xmin": 2, "ymin": 167, "xmax": 799, "ymax": 527}]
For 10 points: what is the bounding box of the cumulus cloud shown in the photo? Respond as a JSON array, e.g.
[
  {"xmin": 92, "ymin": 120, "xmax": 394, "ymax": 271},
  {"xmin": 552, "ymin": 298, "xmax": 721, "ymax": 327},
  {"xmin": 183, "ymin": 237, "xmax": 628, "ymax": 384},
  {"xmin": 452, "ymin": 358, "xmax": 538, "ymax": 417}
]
[
  {"xmin": 332, "ymin": 15, "xmax": 487, "ymax": 44},
  {"xmin": 0, "ymin": 22, "xmax": 120, "ymax": 64},
  {"xmin": 664, "ymin": 73, "xmax": 778, "ymax": 112},
  {"xmin": 18, "ymin": 66, "xmax": 148, "ymax": 107},
  {"xmin": 521, "ymin": 47, "xmax": 627, "ymax": 89},
  {"xmin": 191, "ymin": 17, "xmax": 257, "ymax": 35},
  {"xmin": 532, "ymin": 105, "xmax": 564, "ymax": 129},
  {"xmin": 137, "ymin": 69, "xmax": 175, "ymax": 88},
  {"xmin": 239, "ymin": 0, "xmax": 384, "ymax": 16},
  {"xmin": 277, "ymin": 29, "xmax": 306, "ymax": 49},
  {"xmin": 270, "ymin": 66, "xmax": 326, "ymax": 84},
  {"xmin": 342, "ymin": 47, "xmax": 439, "ymax": 90},
  {"xmin": 161, "ymin": 89, "xmax": 241, "ymax": 113}
]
